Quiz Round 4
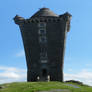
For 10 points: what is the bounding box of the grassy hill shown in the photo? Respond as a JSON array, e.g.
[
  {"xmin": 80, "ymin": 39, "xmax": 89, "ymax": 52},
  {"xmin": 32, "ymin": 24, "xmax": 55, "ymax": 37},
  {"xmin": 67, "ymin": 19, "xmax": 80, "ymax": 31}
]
[{"xmin": 0, "ymin": 82, "xmax": 92, "ymax": 92}]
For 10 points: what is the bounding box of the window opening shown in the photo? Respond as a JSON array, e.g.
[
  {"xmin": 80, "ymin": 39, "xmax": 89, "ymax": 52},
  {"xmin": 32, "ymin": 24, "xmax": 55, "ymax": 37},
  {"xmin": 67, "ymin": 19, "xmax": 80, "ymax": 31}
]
[
  {"xmin": 38, "ymin": 23, "xmax": 46, "ymax": 27},
  {"xmin": 40, "ymin": 52, "xmax": 47, "ymax": 58},
  {"xmin": 41, "ymin": 60, "xmax": 48, "ymax": 63},
  {"xmin": 39, "ymin": 36, "xmax": 47, "ymax": 43},
  {"xmin": 39, "ymin": 29, "xmax": 46, "ymax": 35}
]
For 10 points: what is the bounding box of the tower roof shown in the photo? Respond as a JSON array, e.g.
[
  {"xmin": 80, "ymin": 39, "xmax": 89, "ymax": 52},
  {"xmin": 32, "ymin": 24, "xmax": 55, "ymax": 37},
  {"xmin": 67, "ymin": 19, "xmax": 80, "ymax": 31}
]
[{"xmin": 31, "ymin": 8, "xmax": 59, "ymax": 18}]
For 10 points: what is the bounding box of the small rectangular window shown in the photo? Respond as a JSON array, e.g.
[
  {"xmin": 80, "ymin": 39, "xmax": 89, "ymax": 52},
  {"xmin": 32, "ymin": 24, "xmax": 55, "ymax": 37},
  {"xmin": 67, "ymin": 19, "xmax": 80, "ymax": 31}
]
[
  {"xmin": 41, "ymin": 60, "xmax": 48, "ymax": 63},
  {"xmin": 38, "ymin": 23, "xmax": 46, "ymax": 27},
  {"xmin": 39, "ymin": 36, "xmax": 47, "ymax": 43},
  {"xmin": 40, "ymin": 52, "xmax": 47, "ymax": 58},
  {"xmin": 41, "ymin": 47, "xmax": 47, "ymax": 53},
  {"xmin": 39, "ymin": 29, "xmax": 46, "ymax": 35}
]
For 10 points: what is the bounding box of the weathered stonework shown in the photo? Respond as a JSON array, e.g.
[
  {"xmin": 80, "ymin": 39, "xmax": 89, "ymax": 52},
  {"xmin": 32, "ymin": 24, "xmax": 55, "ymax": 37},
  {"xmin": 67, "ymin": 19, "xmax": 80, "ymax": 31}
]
[{"xmin": 14, "ymin": 8, "xmax": 72, "ymax": 82}]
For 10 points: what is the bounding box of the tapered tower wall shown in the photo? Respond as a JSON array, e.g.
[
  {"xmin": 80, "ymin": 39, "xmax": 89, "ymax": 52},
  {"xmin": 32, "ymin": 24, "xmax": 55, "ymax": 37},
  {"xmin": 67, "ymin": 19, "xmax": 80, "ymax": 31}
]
[{"xmin": 14, "ymin": 8, "xmax": 72, "ymax": 82}]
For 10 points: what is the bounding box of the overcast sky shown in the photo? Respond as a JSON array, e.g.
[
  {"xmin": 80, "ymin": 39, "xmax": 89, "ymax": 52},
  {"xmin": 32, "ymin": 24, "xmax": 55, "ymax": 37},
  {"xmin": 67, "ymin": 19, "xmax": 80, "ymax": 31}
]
[{"xmin": 0, "ymin": 0, "xmax": 92, "ymax": 85}]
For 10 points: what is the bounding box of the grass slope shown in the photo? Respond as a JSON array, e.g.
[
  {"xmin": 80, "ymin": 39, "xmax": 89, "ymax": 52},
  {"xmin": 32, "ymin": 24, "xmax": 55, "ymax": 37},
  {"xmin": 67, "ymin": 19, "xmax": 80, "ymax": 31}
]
[{"xmin": 0, "ymin": 82, "xmax": 92, "ymax": 92}]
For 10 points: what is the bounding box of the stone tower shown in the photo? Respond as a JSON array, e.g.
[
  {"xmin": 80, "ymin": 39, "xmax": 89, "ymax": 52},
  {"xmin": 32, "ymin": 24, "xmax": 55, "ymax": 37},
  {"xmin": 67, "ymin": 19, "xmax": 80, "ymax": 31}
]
[{"xmin": 14, "ymin": 8, "xmax": 72, "ymax": 82}]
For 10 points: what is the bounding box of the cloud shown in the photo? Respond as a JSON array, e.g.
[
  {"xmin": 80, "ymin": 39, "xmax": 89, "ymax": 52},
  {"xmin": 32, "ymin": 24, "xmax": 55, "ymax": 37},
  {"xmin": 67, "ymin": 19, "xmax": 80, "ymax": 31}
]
[
  {"xmin": 0, "ymin": 66, "xmax": 92, "ymax": 86},
  {"xmin": 64, "ymin": 69, "xmax": 92, "ymax": 86},
  {"xmin": 0, "ymin": 66, "xmax": 27, "ymax": 84},
  {"xmin": 16, "ymin": 50, "xmax": 25, "ymax": 57},
  {"xmin": 67, "ymin": 68, "xmax": 73, "ymax": 72},
  {"xmin": 86, "ymin": 64, "xmax": 92, "ymax": 67}
]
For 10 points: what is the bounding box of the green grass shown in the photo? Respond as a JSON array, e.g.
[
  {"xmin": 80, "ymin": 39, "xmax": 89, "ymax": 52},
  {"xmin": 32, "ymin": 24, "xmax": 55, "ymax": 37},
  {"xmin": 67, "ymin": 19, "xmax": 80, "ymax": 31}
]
[{"xmin": 0, "ymin": 82, "xmax": 92, "ymax": 92}]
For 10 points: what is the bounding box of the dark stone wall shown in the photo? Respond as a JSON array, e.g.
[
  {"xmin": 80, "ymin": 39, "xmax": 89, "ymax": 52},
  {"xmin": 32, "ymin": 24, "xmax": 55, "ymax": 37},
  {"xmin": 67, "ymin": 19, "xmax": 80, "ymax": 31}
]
[
  {"xmin": 19, "ymin": 18, "xmax": 67, "ymax": 82},
  {"xmin": 20, "ymin": 23, "xmax": 41, "ymax": 81},
  {"xmin": 46, "ymin": 20, "xmax": 67, "ymax": 81},
  {"xmin": 14, "ymin": 9, "xmax": 72, "ymax": 82}
]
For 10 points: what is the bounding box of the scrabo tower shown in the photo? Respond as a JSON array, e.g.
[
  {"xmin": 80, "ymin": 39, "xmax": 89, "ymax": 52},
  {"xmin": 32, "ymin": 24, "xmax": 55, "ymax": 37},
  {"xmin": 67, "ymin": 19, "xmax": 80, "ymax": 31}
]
[{"xmin": 14, "ymin": 8, "xmax": 72, "ymax": 82}]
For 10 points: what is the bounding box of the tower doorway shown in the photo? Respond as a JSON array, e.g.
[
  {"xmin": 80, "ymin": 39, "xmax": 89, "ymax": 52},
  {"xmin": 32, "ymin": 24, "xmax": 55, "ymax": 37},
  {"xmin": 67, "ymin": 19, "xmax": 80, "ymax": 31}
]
[
  {"xmin": 39, "ymin": 68, "xmax": 48, "ymax": 81},
  {"xmin": 42, "ymin": 69, "xmax": 47, "ymax": 77}
]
